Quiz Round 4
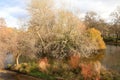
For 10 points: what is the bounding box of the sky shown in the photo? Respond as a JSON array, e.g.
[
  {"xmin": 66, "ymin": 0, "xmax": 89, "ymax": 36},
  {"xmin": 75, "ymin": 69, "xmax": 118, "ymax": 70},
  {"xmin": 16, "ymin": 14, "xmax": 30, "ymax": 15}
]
[
  {"xmin": 0, "ymin": 0, "xmax": 28, "ymax": 28},
  {"xmin": 0, "ymin": 0, "xmax": 120, "ymax": 28}
]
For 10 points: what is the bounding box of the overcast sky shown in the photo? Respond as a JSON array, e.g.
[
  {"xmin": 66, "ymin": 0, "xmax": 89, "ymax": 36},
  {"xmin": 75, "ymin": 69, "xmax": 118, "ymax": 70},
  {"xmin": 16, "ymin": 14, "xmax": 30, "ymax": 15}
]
[{"xmin": 0, "ymin": 0, "xmax": 120, "ymax": 28}]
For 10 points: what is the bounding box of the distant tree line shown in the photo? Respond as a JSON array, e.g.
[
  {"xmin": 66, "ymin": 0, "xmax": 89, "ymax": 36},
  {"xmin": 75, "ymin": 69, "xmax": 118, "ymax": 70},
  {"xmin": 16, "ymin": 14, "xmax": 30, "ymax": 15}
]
[{"xmin": 84, "ymin": 7, "xmax": 120, "ymax": 43}]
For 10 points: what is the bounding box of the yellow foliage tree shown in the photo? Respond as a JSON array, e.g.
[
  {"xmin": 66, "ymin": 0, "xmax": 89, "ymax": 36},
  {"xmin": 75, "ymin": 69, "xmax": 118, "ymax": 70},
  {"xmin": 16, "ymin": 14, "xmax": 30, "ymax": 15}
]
[{"xmin": 87, "ymin": 28, "xmax": 106, "ymax": 50}]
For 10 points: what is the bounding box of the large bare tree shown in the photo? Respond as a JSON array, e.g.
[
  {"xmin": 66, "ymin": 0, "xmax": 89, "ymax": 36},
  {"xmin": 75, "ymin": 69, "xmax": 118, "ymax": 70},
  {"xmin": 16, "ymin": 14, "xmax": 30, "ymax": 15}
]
[{"xmin": 27, "ymin": 0, "xmax": 103, "ymax": 59}]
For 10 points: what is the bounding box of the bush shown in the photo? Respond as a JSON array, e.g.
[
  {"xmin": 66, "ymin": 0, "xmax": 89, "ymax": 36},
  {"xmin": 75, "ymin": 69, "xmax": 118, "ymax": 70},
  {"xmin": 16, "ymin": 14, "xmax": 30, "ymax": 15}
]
[
  {"xmin": 100, "ymin": 69, "xmax": 120, "ymax": 80},
  {"xmin": 87, "ymin": 28, "xmax": 106, "ymax": 50},
  {"xmin": 69, "ymin": 55, "xmax": 80, "ymax": 69},
  {"xmin": 19, "ymin": 63, "xmax": 31, "ymax": 73},
  {"xmin": 10, "ymin": 62, "xmax": 37, "ymax": 73},
  {"xmin": 48, "ymin": 60, "xmax": 68, "ymax": 75}
]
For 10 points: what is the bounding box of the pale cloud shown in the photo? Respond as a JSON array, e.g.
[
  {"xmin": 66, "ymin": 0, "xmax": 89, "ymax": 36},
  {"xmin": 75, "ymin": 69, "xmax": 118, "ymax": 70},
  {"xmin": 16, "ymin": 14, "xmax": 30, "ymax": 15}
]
[
  {"xmin": 0, "ymin": 0, "xmax": 28, "ymax": 28},
  {"xmin": 56, "ymin": 0, "xmax": 120, "ymax": 21},
  {"xmin": 0, "ymin": 0, "xmax": 120, "ymax": 28},
  {"xmin": 0, "ymin": 6, "xmax": 28, "ymax": 27}
]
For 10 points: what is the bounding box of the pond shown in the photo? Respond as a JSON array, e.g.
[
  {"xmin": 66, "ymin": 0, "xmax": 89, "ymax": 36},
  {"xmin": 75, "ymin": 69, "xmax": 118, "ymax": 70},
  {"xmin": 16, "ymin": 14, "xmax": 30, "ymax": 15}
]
[{"xmin": 102, "ymin": 45, "xmax": 120, "ymax": 72}]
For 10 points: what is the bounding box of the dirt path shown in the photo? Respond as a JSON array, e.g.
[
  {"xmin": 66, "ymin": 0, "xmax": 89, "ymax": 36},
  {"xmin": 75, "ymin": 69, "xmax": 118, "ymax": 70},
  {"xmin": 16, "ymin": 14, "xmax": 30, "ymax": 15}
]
[
  {"xmin": 0, "ymin": 70, "xmax": 40, "ymax": 80},
  {"xmin": 0, "ymin": 70, "xmax": 16, "ymax": 80}
]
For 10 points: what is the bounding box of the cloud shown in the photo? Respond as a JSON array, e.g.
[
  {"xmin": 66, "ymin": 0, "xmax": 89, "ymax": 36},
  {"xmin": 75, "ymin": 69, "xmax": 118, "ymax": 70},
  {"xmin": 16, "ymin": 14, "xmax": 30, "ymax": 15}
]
[
  {"xmin": 0, "ymin": 0, "xmax": 120, "ymax": 28},
  {"xmin": 0, "ymin": 0, "xmax": 28, "ymax": 28},
  {"xmin": 56, "ymin": 0, "xmax": 120, "ymax": 21}
]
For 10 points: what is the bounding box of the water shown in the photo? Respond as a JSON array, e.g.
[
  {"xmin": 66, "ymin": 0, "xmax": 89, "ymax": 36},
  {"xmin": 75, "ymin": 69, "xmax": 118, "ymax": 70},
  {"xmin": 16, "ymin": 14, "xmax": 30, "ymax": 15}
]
[
  {"xmin": 102, "ymin": 45, "xmax": 120, "ymax": 72},
  {"xmin": 5, "ymin": 53, "xmax": 14, "ymax": 68}
]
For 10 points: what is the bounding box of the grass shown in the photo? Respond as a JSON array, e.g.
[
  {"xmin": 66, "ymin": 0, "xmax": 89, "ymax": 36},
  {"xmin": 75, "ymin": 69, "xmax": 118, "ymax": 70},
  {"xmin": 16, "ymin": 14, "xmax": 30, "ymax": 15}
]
[{"xmin": 29, "ymin": 69, "xmax": 56, "ymax": 80}]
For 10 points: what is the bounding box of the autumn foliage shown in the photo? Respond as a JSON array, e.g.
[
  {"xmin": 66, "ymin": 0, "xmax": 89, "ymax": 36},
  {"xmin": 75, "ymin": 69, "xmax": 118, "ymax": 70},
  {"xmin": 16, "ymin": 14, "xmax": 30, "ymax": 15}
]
[
  {"xmin": 69, "ymin": 54, "xmax": 80, "ymax": 69},
  {"xmin": 80, "ymin": 61, "xmax": 101, "ymax": 80},
  {"xmin": 0, "ymin": 27, "xmax": 17, "ymax": 54},
  {"xmin": 38, "ymin": 57, "xmax": 50, "ymax": 72},
  {"xmin": 87, "ymin": 28, "xmax": 106, "ymax": 50}
]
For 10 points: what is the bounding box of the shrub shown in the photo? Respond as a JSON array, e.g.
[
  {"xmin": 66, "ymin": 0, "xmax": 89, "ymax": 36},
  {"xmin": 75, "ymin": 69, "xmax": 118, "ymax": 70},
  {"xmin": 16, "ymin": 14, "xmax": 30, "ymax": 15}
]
[
  {"xmin": 87, "ymin": 28, "xmax": 106, "ymax": 50},
  {"xmin": 11, "ymin": 63, "xmax": 35, "ymax": 73},
  {"xmin": 19, "ymin": 63, "xmax": 31, "ymax": 73},
  {"xmin": 80, "ymin": 61, "xmax": 101, "ymax": 80},
  {"xmin": 38, "ymin": 57, "xmax": 50, "ymax": 72},
  {"xmin": 100, "ymin": 69, "xmax": 120, "ymax": 80},
  {"xmin": 69, "ymin": 54, "xmax": 80, "ymax": 69}
]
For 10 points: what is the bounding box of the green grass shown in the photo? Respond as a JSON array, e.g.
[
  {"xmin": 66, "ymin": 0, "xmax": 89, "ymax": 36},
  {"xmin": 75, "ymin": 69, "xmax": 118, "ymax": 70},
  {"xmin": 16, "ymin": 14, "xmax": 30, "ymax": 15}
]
[{"xmin": 29, "ymin": 69, "xmax": 56, "ymax": 80}]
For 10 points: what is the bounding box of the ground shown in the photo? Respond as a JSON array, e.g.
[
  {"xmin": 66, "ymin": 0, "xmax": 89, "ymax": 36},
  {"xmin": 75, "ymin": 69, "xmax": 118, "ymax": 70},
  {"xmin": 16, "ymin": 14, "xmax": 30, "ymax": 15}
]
[{"xmin": 0, "ymin": 70, "xmax": 40, "ymax": 80}]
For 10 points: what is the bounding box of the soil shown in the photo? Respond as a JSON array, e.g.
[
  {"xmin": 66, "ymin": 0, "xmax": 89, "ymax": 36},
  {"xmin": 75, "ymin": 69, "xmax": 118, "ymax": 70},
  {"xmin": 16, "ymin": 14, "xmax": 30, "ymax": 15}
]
[{"xmin": 0, "ymin": 70, "xmax": 41, "ymax": 80}]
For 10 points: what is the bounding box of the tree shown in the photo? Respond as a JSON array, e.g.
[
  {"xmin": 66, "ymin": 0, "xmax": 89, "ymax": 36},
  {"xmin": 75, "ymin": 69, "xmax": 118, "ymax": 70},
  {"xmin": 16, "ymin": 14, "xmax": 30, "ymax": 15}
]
[
  {"xmin": 84, "ymin": 11, "xmax": 99, "ymax": 28},
  {"xmin": 96, "ymin": 19, "xmax": 110, "ymax": 38},
  {"xmin": 14, "ymin": 30, "xmax": 36, "ymax": 65},
  {"xmin": 28, "ymin": 0, "xmax": 55, "ymax": 36},
  {"xmin": 0, "ymin": 18, "xmax": 12, "ymax": 68},
  {"xmin": 27, "ymin": 0, "xmax": 103, "ymax": 59},
  {"xmin": 0, "ymin": 27, "xmax": 16, "ymax": 68},
  {"xmin": 0, "ymin": 26, "xmax": 36, "ymax": 66},
  {"xmin": 0, "ymin": 18, "xmax": 6, "ymax": 28},
  {"xmin": 110, "ymin": 7, "xmax": 120, "ymax": 42},
  {"xmin": 84, "ymin": 11, "xmax": 110, "ymax": 39}
]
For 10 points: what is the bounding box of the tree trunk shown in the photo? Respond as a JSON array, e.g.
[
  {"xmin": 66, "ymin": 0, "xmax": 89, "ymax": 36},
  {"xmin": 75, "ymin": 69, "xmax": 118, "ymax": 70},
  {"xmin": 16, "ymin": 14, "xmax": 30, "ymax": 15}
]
[
  {"xmin": 15, "ymin": 54, "xmax": 21, "ymax": 66},
  {"xmin": 116, "ymin": 33, "xmax": 118, "ymax": 43}
]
